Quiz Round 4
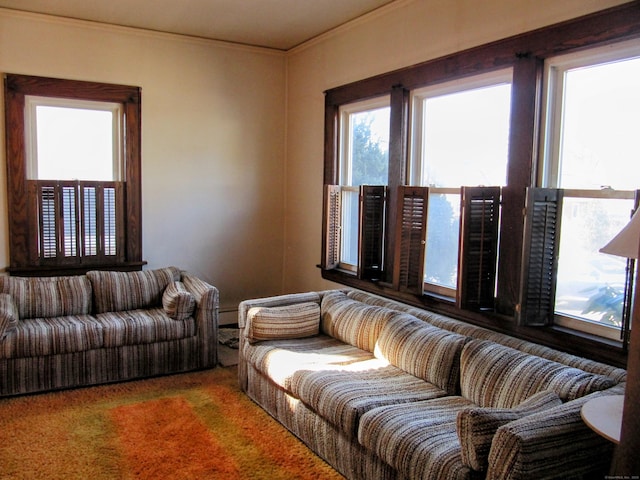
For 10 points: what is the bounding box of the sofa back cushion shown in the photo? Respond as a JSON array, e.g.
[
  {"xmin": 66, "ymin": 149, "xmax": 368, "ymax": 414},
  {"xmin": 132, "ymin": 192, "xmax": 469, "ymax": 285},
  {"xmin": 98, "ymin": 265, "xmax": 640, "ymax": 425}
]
[
  {"xmin": 87, "ymin": 267, "xmax": 181, "ymax": 314},
  {"xmin": 0, "ymin": 275, "xmax": 92, "ymax": 319},
  {"xmin": 460, "ymin": 340, "xmax": 616, "ymax": 408},
  {"xmin": 321, "ymin": 291, "xmax": 394, "ymax": 352},
  {"xmin": 375, "ymin": 313, "xmax": 468, "ymax": 395}
]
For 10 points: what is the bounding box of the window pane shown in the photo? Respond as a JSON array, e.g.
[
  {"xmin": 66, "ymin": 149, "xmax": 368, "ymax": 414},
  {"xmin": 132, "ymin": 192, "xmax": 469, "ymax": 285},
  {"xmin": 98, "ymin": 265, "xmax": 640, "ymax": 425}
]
[
  {"xmin": 550, "ymin": 53, "xmax": 640, "ymax": 334},
  {"xmin": 35, "ymin": 106, "xmax": 115, "ymax": 181},
  {"xmin": 339, "ymin": 101, "xmax": 390, "ymax": 268},
  {"xmin": 341, "ymin": 188, "xmax": 359, "ymax": 266},
  {"xmin": 425, "ymin": 193, "xmax": 460, "ymax": 289},
  {"xmin": 555, "ymin": 197, "xmax": 632, "ymax": 327},
  {"xmin": 419, "ymin": 81, "xmax": 511, "ymax": 292},
  {"xmin": 422, "ymin": 84, "xmax": 511, "ymax": 187},
  {"xmin": 349, "ymin": 108, "xmax": 390, "ymax": 186},
  {"xmin": 558, "ymin": 58, "xmax": 640, "ymax": 190}
]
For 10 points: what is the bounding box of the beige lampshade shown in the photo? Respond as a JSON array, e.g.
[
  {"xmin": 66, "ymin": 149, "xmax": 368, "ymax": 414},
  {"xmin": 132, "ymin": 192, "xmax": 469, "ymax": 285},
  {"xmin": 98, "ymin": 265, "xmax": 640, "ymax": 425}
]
[{"xmin": 600, "ymin": 209, "xmax": 640, "ymax": 260}]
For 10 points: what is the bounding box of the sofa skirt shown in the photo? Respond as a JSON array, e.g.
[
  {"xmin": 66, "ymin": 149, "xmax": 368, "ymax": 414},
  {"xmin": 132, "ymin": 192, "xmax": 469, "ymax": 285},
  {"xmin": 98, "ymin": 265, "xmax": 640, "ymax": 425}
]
[{"xmin": 0, "ymin": 336, "xmax": 203, "ymax": 396}]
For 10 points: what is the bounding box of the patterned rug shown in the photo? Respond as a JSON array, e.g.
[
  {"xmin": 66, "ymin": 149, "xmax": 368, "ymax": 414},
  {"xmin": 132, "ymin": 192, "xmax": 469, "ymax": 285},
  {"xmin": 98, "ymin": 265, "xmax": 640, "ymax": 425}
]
[
  {"xmin": 0, "ymin": 366, "xmax": 344, "ymax": 479},
  {"xmin": 218, "ymin": 327, "xmax": 240, "ymax": 349}
]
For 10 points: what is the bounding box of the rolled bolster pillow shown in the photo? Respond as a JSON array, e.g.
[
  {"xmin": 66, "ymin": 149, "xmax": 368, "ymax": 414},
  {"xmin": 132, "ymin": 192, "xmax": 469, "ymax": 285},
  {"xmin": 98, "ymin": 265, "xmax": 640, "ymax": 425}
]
[{"xmin": 246, "ymin": 302, "xmax": 320, "ymax": 343}]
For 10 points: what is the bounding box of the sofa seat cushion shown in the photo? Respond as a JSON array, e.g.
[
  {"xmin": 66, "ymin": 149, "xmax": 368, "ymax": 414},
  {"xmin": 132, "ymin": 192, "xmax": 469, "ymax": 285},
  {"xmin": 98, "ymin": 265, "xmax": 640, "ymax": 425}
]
[
  {"xmin": 321, "ymin": 291, "xmax": 395, "ymax": 352},
  {"xmin": 358, "ymin": 396, "xmax": 476, "ymax": 480},
  {"xmin": 243, "ymin": 334, "xmax": 375, "ymax": 390},
  {"xmin": 375, "ymin": 312, "xmax": 469, "ymax": 395},
  {"xmin": 96, "ymin": 308, "xmax": 196, "ymax": 347},
  {"xmin": 0, "ymin": 275, "xmax": 92, "ymax": 319},
  {"xmin": 87, "ymin": 267, "xmax": 181, "ymax": 314},
  {"xmin": 289, "ymin": 359, "xmax": 449, "ymax": 439},
  {"xmin": 460, "ymin": 340, "xmax": 616, "ymax": 408},
  {"xmin": 0, "ymin": 315, "xmax": 103, "ymax": 358}
]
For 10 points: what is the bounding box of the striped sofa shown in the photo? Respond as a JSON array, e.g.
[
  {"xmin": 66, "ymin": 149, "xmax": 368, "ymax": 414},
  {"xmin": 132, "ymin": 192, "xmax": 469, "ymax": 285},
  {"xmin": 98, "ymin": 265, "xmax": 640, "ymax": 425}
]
[
  {"xmin": 0, "ymin": 266, "xmax": 218, "ymax": 397},
  {"xmin": 238, "ymin": 289, "xmax": 626, "ymax": 480}
]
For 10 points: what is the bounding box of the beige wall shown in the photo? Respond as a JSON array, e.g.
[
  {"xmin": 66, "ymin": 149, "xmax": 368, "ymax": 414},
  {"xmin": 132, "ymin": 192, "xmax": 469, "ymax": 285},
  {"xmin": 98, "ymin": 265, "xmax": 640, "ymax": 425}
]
[
  {"xmin": 283, "ymin": 0, "xmax": 632, "ymax": 294},
  {"xmin": 0, "ymin": 9, "xmax": 286, "ymax": 318},
  {"xmin": 0, "ymin": 1, "xmax": 633, "ymax": 318}
]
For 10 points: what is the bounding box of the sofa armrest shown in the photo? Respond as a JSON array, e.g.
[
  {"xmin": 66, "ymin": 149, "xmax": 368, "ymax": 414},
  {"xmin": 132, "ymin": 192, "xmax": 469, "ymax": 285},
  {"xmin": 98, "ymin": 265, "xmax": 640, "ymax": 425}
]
[
  {"xmin": 486, "ymin": 384, "xmax": 625, "ymax": 480},
  {"xmin": 181, "ymin": 272, "xmax": 219, "ymax": 368},
  {"xmin": 237, "ymin": 291, "xmax": 325, "ymax": 391},
  {"xmin": 237, "ymin": 291, "xmax": 323, "ymax": 330}
]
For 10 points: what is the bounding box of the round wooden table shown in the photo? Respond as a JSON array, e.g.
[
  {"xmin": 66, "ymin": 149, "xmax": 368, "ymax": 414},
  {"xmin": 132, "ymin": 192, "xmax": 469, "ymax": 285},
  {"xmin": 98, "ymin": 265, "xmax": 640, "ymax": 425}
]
[{"xmin": 580, "ymin": 395, "xmax": 624, "ymax": 444}]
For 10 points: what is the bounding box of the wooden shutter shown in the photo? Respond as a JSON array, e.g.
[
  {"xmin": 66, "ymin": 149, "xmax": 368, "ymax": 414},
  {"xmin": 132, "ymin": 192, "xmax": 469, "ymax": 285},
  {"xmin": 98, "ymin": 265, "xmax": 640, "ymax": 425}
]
[
  {"xmin": 457, "ymin": 186, "xmax": 501, "ymax": 311},
  {"xmin": 323, "ymin": 184, "xmax": 341, "ymax": 269},
  {"xmin": 80, "ymin": 182, "xmax": 125, "ymax": 262},
  {"xmin": 393, "ymin": 186, "xmax": 428, "ymax": 293},
  {"xmin": 358, "ymin": 185, "xmax": 386, "ymax": 280},
  {"xmin": 518, "ymin": 188, "xmax": 563, "ymax": 326},
  {"xmin": 32, "ymin": 181, "xmax": 80, "ymax": 264},
  {"xmin": 30, "ymin": 180, "xmax": 124, "ymax": 266}
]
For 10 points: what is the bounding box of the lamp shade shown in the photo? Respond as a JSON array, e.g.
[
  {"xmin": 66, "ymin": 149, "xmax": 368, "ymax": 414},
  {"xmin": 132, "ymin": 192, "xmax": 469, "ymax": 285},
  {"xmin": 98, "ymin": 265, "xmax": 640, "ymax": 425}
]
[{"xmin": 600, "ymin": 208, "xmax": 640, "ymax": 260}]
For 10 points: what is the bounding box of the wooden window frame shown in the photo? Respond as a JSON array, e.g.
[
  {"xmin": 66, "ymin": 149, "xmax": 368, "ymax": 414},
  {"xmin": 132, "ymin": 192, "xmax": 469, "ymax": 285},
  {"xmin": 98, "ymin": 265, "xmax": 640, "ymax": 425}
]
[
  {"xmin": 321, "ymin": 3, "xmax": 640, "ymax": 367},
  {"xmin": 4, "ymin": 74, "xmax": 144, "ymax": 276}
]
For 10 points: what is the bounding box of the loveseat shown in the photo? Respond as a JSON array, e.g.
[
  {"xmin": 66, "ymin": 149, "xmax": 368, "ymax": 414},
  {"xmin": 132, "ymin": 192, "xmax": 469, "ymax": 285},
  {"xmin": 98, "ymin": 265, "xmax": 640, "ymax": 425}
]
[
  {"xmin": 238, "ymin": 289, "xmax": 626, "ymax": 480},
  {"xmin": 0, "ymin": 266, "xmax": 218, "ymax": 397}
]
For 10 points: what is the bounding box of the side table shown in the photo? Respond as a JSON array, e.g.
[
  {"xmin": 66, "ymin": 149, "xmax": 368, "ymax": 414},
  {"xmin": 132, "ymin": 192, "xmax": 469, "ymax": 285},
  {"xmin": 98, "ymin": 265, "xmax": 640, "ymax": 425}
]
[{"xmin": 580, "ymin": 395, "xmax": 624, "ymax": 444}]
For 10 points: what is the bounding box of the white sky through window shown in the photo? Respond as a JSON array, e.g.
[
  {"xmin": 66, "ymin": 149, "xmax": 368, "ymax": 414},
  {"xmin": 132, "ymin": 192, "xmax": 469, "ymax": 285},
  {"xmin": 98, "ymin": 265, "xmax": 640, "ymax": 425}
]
[
  {"xmin": 558, "ymin": 57, "xmax": 640, "ymax": 189},
  {"xmin": 34, "ymin": 105, "xmax": 117, "ymax": 181}
]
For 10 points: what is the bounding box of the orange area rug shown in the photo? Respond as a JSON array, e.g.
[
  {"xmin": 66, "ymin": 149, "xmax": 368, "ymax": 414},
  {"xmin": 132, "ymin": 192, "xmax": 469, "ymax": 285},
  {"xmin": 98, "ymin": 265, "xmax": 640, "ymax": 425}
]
[{"xmin": 0, "ymin": 367, "xmax": 344, "ymax": 479}]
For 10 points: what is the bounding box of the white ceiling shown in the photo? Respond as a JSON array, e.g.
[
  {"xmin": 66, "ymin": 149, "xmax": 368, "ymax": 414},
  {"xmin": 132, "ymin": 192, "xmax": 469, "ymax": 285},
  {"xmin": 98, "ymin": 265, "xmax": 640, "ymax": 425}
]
[{"xmin": 0, "ymin": 0, "xmax": 397, "ymax": 50}]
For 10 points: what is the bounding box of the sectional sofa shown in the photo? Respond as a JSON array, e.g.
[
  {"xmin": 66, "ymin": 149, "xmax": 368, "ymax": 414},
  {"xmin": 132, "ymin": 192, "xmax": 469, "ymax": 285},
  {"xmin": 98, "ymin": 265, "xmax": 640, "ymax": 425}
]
[
  {"xmin": 238, "ymin": 289, "xmax": 626, "ymax": 480},
  {"xmin": 0, "ymin": 266, "xmax": 218, "ymax": 397}
]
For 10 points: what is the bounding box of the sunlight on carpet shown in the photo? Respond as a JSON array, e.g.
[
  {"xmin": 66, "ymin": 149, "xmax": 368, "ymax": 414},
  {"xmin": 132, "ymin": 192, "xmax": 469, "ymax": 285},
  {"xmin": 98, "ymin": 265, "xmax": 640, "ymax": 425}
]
[{"xmin": 0, "ymin": 367, "xmax": 344, "ymax": 480}]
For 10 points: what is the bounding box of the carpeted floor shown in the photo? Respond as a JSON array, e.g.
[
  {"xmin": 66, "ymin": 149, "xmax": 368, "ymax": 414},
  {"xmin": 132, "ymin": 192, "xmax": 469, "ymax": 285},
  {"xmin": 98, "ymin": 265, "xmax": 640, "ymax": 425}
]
[{"xmin": 0, "ymin": 366, "xmax": 344, "ymax": 480}]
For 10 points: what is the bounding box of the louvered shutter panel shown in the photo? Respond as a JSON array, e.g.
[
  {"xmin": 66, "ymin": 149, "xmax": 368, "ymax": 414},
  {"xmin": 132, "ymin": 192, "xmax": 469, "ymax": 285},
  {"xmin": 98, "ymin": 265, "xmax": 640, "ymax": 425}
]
[
  {"xmin": 80, "ymin": 182, "xmax": 124, "ymax": 260},
  {"xmin": 457, "ymin": 186, "xmax": 501, "ymax": 310},
  {"xmin": 358, "ymin": 185, "xmax": 386, "ymax": 280},
  {"xmin": 323, "ymin": 185, "xmax": 342, "ymax": 269},
  {"xmin": 30, "ymin": 180, "xmax": 124, "ymax": 265},
  {"xmin": 34, "ymin": 181, "xmax": 79, "ymax": 263},
  {"xmin": 519, "ymin": 188, "xmax": 563, "ymax": 326},
  {"xmin": 393, "ymin": 186, "xmax": 428, "ymax": 293}
]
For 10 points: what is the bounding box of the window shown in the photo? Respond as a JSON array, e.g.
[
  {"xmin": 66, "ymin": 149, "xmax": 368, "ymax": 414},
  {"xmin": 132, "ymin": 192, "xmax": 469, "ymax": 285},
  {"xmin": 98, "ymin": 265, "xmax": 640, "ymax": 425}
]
[
  {"xmin": 540, "ymin": 41, "xmax": 640, "ymax": 339},
  {"xmin": 321, "ymin": 3, "xmax": 639, "ymax": 364},
  {"xmin": 332, "ymin": 97, "xmax": 390, "ymax": 273},
  {"xmin": 25, "ymin": 96, "xmax": 122, "ymax": 181},
  {"xmin": 410, "ymin": 70, "xmax": 512, "ymax": 296},
  {"xmin": 4, "ymin": 74, "xmax": 143, "ymax": 275}
]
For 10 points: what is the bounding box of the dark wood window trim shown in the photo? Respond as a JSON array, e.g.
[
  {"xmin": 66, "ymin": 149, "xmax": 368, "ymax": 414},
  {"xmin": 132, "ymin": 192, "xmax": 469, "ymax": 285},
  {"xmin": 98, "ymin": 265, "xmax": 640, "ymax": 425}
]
[
  {"xmin": 4, "ymin": 74, "xmax": 144, "ymax": 276},
  {"xmin": 321, "ymin": 3, "xmax": 640, "ymax": 367}
]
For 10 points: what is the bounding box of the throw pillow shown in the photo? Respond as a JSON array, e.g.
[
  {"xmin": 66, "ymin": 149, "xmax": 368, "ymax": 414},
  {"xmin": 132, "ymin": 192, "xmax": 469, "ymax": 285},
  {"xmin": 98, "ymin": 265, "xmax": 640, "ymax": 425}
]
[
  {"xmin": 457, "ymin": 390, "xmax": 562, "ymax": 472},
  {"xmin": 247, "ymin": 302, "xmax": 320, "ymax": 343},
  {"xmin": 162, "ymin": 281, "xmax": 196, "ymax": 321},
  {"xmin": 0, "ymin": 293, "xmax": 19, "ymax": 339}
]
